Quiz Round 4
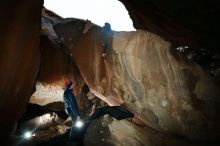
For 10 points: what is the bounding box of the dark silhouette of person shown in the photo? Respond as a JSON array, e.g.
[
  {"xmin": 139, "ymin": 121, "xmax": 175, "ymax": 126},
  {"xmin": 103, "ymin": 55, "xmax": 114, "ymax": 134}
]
[
  {"xmin": 100, "ymin": 22, "xmax": 113, "ymax": 58},
  {"xmin": 63, "ymin": 80, "xmax": 81, "ymax": 144}
]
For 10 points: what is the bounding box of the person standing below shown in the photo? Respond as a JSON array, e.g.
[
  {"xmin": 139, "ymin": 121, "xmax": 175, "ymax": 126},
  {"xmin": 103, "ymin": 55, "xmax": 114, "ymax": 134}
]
[
  {"xmin": 100, "ymin": 22, "xmax": 113, "ymax": 58},
  {"xmin": 63, "ymin": 80, "xmax": 80, "ymax": 143}
]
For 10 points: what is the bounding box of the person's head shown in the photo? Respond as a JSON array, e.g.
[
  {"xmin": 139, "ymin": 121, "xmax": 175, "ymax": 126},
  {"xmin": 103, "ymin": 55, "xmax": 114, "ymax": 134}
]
[
  {"xmin": 64, "ymin": 80, "xmax": 73, "ymax": 89},
  {"xmin": 104, "ymin": 22, "xmax": 111, "ymax": 28}
]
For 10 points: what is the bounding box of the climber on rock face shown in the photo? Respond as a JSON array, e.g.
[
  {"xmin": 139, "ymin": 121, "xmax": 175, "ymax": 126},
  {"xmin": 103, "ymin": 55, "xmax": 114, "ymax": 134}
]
[
  {"xmin": 100, "ymin": 22, "xmax": 113, "ymax": 58},
  {"xmin": 63, "ymin": 80, "xmax": 81, "ymax": 143}
]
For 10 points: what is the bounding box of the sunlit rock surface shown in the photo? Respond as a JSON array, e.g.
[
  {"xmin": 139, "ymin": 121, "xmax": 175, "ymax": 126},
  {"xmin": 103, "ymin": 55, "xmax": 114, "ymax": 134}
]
[
  {"xmin": 108, "ymin": 30, "xmax": 220, "ymax": 141},
  {"xmin": 54, "ymin": 19, "xmax": 220, "ymax": 145}
]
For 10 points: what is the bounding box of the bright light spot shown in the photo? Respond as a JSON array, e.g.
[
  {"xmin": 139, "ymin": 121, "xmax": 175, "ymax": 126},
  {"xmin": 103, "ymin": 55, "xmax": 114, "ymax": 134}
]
[
  {"xmin": 38, "ymin": 114, "xmax": 52, "ymax": 124},
  {"xmin": 176, "ymin": 46, "xmax": 189, "ymax": 53},
  {"xmin": 38, "ymin": 117, "xmax": 43, "ymax": 124},
  {"xmin": 75, "ymin": 119, "xmax": 84, "ymax": 128},
  {"xmin": 24, "ymin": 131, "xmax": 32, "ymax": 139},
  {"xmin": 38, "ymin": 113, "xmax": 51, "ymax": 124},
  {"xmin": 44, "ymin": 0, "xmax": 135, "ymax": 31}
]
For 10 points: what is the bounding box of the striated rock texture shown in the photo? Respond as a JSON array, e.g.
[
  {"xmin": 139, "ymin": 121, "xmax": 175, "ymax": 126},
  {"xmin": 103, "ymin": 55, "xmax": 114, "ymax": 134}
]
[
  {"xmin": 0, "ymin": 0, "xmax": 43, "ymax": 144},
  {"xmin": 109, "ymin": 31, "xmax": 220, "ymax": 141},
  {"xmin": 54, "ymin": 20, "xmax": 220, "ymax": 145}
]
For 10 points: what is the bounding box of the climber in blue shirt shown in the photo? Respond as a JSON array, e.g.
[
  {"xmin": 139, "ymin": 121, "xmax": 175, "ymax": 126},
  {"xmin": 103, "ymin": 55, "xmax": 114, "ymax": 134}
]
[
  {"xmin": 100, "ymin": 22, "xmax": 113, "ymax": 58},
  {"xmin": 62, "ymin": 80, "xmax": 134, "ymax": 146},
  {"xmin": 63, "ymin": 80, "xmax": 82, "ymax": 144},
  {"xmin": 63, "ymin": 80, "xmax": 80, "ymax": 121}
]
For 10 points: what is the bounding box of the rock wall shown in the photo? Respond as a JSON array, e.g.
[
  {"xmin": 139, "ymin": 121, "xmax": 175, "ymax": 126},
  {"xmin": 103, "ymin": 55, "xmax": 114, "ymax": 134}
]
[
  {"xmin": 119, "ymin": 0, "xmax": 220, "ymax": 52},
  {"xmin": 109, "ymin": 30, "xmax": 220, "ymax": 140},
  {"xmin": 1, "ymin": 1, "xmax": 219, "ymax": 145},
  {"xmin": 54, "ymin": 20, "xmax": 220, "ymax": 144},
  {"xmin": 0, "ymin": 0, "xmax": 43, "ymax": 144},
  {"xmin": 30, "ymin": 10, "xmax": 87, "ymax": 115}
]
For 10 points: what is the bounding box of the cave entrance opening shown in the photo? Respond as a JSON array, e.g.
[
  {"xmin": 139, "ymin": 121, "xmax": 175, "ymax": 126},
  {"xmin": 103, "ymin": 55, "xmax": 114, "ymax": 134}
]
[{"xmin": 44, "ymin": 0, "xmax": 135, "ymax": 31}]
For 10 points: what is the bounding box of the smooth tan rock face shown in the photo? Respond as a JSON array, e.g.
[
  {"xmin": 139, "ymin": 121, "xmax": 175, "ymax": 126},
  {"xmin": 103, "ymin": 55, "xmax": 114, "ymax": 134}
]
[
  {"xmin": 108, "ymin": 31, "xmax": 220, "ymax": 140},
  {"xmin": 54, "ymin": 21, "xmax": 220, "ymax": 142},
  {"xmin": 116, "ymin": 31, "xmax": 219, "ymax": 140}
]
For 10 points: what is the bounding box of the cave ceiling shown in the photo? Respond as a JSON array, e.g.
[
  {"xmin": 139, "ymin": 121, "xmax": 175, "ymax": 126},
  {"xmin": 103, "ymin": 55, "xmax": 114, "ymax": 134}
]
[{"xmin": 119, "ymin": 0, "xmax": 220, "ymax": 52}]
